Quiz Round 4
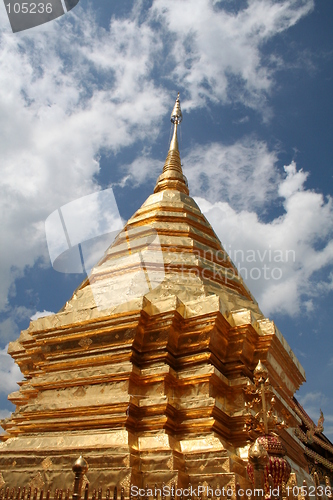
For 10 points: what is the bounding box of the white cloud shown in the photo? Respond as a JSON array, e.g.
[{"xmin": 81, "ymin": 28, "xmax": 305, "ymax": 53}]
[
  {"xmin": 30, "ymin": 310, "xmax": 54, "ymax": 321},
  {"xmin": 298, "ymin": 391, "xmax": 328, "ymax": 409},
  {"xmin": 195, "ymin": 160, "xmax": 333, "ymax": 316},
  {"xmin": 296, "ymin": 392, "xmax": 333, "ymax": 438},
  {"xmin": 0, "ymin": 6, "xmax": 169, "ymax": 319},
  {"xmin": 279, "ymin": 162, "xmax": 309, "ymax": 198},
  {"xmin": 0, "ymin": 345, "xmax": 22, "ymax": 395},
  {"xmin": 0, "ymin": 307, "xmax": 32, "ymax": 343},
  {"xmin": 120, "ymin": 156, "xmax": 164, "ymax": 188},
  {"xmin": 183, "ymin": 138, "xmax": 279, "ymax": 210},
  {"xmin": 151, "ymin": 0, "xmax": 314, "ymax": 112}
]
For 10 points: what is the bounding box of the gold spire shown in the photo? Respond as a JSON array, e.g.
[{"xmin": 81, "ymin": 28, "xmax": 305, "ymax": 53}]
[
  {"xmin": 171, "ymin": 92, "xmax": 182, "ymax": 123},
  {"xmin": 169, "ymin": 92, "xmax": 182, "ymax": 151},
  {"xmin": 154, "ymin": 93, "xmax": 189, "ymax": 195}
]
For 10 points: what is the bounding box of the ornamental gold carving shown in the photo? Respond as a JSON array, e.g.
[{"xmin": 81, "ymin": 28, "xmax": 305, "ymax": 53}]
[
  {"xmin": 42, "ymin": 457, "xmax": 53, "ymax": 470},
  {"xmin": 79, "ymin": 338, "xmax": 93, "ymax": 348},
  {"xmin": 28, "ymin": 472, "xmax": 45, "ymax": 490}
]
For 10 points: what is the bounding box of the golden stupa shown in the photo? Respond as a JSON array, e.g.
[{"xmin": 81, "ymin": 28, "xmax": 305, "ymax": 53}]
[{"xmin": 0, "ymin": 95, "xmax": 332, "ymax": 494}]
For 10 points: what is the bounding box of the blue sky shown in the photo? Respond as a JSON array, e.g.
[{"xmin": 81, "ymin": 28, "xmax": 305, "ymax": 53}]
[{"xmin": 0, "ymin": 0, "xmax": 332, "ymax": 439}]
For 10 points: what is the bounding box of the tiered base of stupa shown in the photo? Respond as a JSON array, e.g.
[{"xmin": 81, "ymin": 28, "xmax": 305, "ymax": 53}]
[
  {"xmin": 0, "ymin": 294, "xmax": 308, "ymax": 491},
  {"xmin": 0, "ymin": 430, "xmax": 251, "ymax": 492}
]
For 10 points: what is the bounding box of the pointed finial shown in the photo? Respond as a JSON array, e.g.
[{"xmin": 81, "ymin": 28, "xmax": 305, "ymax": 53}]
[
  {"xmin": 169, "ymin": 93, "xmax": 182, "ymax": 153},
  {"xmin": 253, "ymin": 360, "xmax": 268, "ymax": 381},
  {"xmin": 171, "ymin": 92, "xmax": 182, "ymax": 124},
  {"xmin": 154, "ymin": 93, "xmax": 189, "ymax": 195},
  {"xmin": 72, "ymin": 455, "xmax": 88, "ymax": 474}
]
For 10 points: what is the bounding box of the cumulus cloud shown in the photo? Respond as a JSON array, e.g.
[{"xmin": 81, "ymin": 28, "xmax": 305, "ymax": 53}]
[
  {"xmin": 195, "ymin": 160, "xmax": 333, "ymax": 316},
  {"xmin": 183, "ymin": 139, "xmax": 279, "ymax": 210},
  {"xmin": 150, "ymin": 0, "xmax": 314, "ymax": 112},
  {"xmin": 297, "ymin": 392, "xmax": 333, "ymax": 439},
  {"xmin": 0, "ymin": 345, "xmax": 22, "ymax": 395},
  {"xmin": 298, "ymin": 391, "xmax": 328, "ymax": 408},
  {"xmin": 122, "ymin": 137, "xmax": 281, "ymax": 213},
  {"xmin": 0, "ymin": 307, "xmax": 32, "ymax": 344},
  {"xmin": 119, "ymin": 156, "xmax": 164, "ymax": 188},
  {"xmin": 30, "ymin": 310, "xmax": 54, "ymax": 320},
  {"xmin": 0, "ymin": 5, "xmax": 170, "ymax": 318}
]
